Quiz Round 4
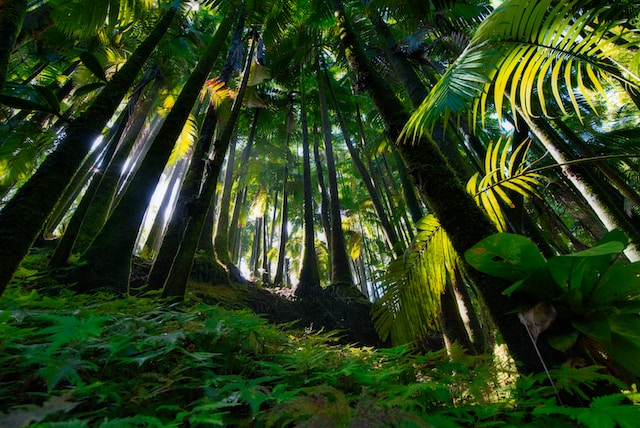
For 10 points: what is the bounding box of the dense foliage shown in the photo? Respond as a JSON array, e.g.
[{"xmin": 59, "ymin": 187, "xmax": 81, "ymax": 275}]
[{"xmin": 2, "ymin": 280, "xmax": 639, "ymax": 427}]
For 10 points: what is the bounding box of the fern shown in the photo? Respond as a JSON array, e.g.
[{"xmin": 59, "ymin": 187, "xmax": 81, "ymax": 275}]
[
  {"xmin": 37, "ymin": 313, "xmax": 110, "ymax": 352},
  {"xmin": 534, "ymin": 393, "xmax": 640, "ymax": 428}
]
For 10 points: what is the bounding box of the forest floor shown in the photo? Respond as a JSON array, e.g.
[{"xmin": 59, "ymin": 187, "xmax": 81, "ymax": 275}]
[{"xmin": 129, "ymin": 255, "xmax": 385, "ymax": 348}]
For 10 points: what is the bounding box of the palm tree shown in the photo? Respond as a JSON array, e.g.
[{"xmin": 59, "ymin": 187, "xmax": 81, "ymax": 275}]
[
  {"xmin": 74, "ymin": 11, "xmax": 235, "ymax": 293},
  {"xmin": 163, "ymin": 29, "xmax": 257, "ymax": 298},
  {"xmin": 0, "ymin": 3, "xmax": 180, "ymax": 292},
  {"xmin": 316, "ymin": 59, "xmax": 354, "ymax": 288},
  {"xmin": 331, "ymin": 0, "xmax": 548, "ymax": 372},
  {"xmin": 295, "ymin": 67, "xmax": 322, "ymax": 298}
]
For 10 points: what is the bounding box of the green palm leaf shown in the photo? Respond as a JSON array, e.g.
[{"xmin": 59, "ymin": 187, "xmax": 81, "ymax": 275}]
[
  {"xmin": 403, "ymin": 0, "xmax": 640, "ymax": 140},
  {"xmin": 465, "ymin": 137, "xmax": 546, "ymax": 231},
  {"xmin": 372, "ymin": 214, "xmax": 458, "ymax": 345}
]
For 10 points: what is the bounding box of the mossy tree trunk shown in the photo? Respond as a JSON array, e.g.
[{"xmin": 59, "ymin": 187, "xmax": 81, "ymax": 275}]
[
  {"xmin": 295, "ymin": 69, "xmax": 322, "ymax": 298},
  {"xmin": 0, "ymin": 6, "xmax": 178, "ymax": 293},
  {"xmin": 332, "ymin": 0, "xmax": 542, "ymax": 373},
  {"xmin": 163, "ymin": 33, "xmax": 255, "ymax": 298},
  {"xmin": 316, "ymin": 60, "xmax": 354, "ymax": 288},
  {"xmin": 146, "ymin": 104, "xmax": 220, "ymax": 290},
  {"xmin": 74, "ymin": 15, "xmax": 233, "ymax": 293},
  {"xmin": 73, "ymin": 73, "xmax": 164, "ymax": 254}
]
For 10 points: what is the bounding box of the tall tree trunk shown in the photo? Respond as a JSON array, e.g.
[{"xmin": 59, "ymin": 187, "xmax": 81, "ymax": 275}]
[
  {"xmin": 295, "ymin": 69, "xmax": 322, "ymax": 298},
  {"xmin": 313, "ymin": 128, "xmax": 332, "ymax": 250},
  {"xmin": 47, "ymin": 103, "xmax": 134, "ymax": 268},
  {"xmin": 147, "ymin": 104, "xmax": 221, "ymax": 290},
  {"xmin": 214, "ymin": 134, "xmax": 238, "ymax": 264},
  {"xmin": 73, "ymin": 74, "xmax": 164, "ymax": 253},
  {"xmin": 317, "ymin": 60, "xmax": 353, "ymax": 287},
  {"xmin": 215, "ymin": 109, "xmax": 259, "ymax": 274},
  {"xmin": 523, "ymin": 112, "xmax": 640, "ymax": 261},
  {"xmin": 273, "ymin": 163, "xmax": 289, "ymax": 286},
  {"xmin": 326, "ymin": 69, "xmax": 401, "ymax": 255},
  {"xmin": 74, "ymin": 14, "xmax": 233, "ymax": 293},
  {"xmin": 229, "ymin": 186, "xmax": 247, "ymax": 263},
  {"xmin": 332, "ymin": 0, "xmax": 542, "ymax": 373},
  {"xmin": 141, "ymin": 158, "xmax": 188, "ymax": 258},
  {"xmin": 0, "ymin": 0, "xmax": 27, "ymax": 91},
  {"xmin": 162, "ymin": 33, "xmax": 255, "ymax": 298},
  {"xmin": 0, "ymin": 6, "xmax": 178, "ymax": 292}
]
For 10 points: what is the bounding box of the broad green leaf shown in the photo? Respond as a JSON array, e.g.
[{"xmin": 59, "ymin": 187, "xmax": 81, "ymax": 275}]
[
  {"xmin": 0, "ymin": 94, "xmax": 57, "ymax": 114},
  {"xmin": 572, "ymin": 314, "xmax": 611, "ymax": 341},
  {"xmin": 609, "ymin": 314, "xmax": 640, "ymax": 339},
  {"xmin": 564, "ymin": 241, "xmax": 625, "ymax": 258},
  {"xmin": 603, "ymin": 333, "xmax": 640, "ymax": 377},
  {"xmin": 547, "ymin": 330, "xmax": 579, "ymax": 352},
  {"xmin": 590, "ymin": 262, "xmax": 640, "ymax": 305},
  {"xmin": 465, "ymin": 232, "xmax": 546, "ymax": 281}
]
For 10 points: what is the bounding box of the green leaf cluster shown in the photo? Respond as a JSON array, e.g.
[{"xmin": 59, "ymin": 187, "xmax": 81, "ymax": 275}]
[
  {"xmin": 465, "ymin": 230, "xmax": 640, "ymax": 381},
  {"xmin": 2, "ymin": 285, "xmax": 634, "ymax": 427}
]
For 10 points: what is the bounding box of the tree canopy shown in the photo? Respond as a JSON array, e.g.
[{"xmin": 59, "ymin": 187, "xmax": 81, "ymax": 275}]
[{"xmin": 2, "ymin": 0, "xmax": 640, "ymax": 424}]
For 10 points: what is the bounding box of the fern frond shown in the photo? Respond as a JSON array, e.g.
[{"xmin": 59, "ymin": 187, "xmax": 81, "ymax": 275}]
[{"xmin": 167, "ymin": 113, "xmax": 198, "ymax": 165}]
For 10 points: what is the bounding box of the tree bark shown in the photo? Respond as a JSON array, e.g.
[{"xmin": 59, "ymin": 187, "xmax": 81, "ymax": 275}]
[
  {"xmin": 0, "ymin": 6, "xmax": 178, "ymax": 292},
  {"xmin": 332, "ymin": 0, "xmax": 542, "ymax": 373},
  {"xmin": 0, "ymin": 0, "xmax": 27, "ymax": 91},
  {"xmin": 74, "ymin": 14, "xmax": 233, "ymax": 293},
  {"xmin": 316, "ymin": 60, "xmax": 354, "ymax": 287},
  {"xmin": 162, "ymin": 32, "xmax": 255, "ymax": 298},
  {"xmin": 295, "ymin": 68, "xmax": 322, "ymax": 298}
]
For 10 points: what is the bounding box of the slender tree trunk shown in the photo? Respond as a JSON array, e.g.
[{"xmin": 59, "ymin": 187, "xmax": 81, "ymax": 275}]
[
  {"xmin": 440, "ymin": 280, "xmax": 475, "ymax": 354},
  {"xmin": 0, "ymin": 6, "xmax": 178, "ymax": 292},
  {"xmin": 296, "ymin": 68, "xmax": 322, "ymax": 298},
  {"xmin": 0, "ymin": 0, "xmax": 27, "ymax": 91},
  {"xmin": 229, "ymin": 186, "xmax": 247, "ymax": 263},
  {"xmin": 141, "ymin": 158, "xmax": 188, "ymax": 257},
  {"xmin": 162, "ymin": 33, "xmax": 255, "ymax": 297},
  {"xmin": 313, "ymin": 128, "xmax": 332, "ymax": 250},
  {"xmin": 327, "ymin": 70, "xmax": 401, "ymax": 255},
  {"xmin": 215, "ymin": 109, "xmax": 259, "ymax": 272},
  {"xmin": 523, "ymin": 113, "xmax": 640, "ymax": 261},
  {"xmin": 214, "ymin": 135, "xmax": 238, "ymax": 263},
  {"xmin": 73, "ymin": 75, "xmax": 164, "ymax": 253},
  {"xmin": 47, "ymin": 104, "xmax": 134, "ymax": 268},
  {"xmin": 74, "ymin": 14, "xmax": 233, "ymax": 293},
  {"xmin": 147, "ymin": 104, "xmax": 220, "ymax": 290},
  {"xmin": 332, "ymin": 0, "xmax": 542, "ymax": 373},
  {"xmin": 317, "ymin": 60, "xmax": 353, "ymax": 287},
  {"xmin": 273, "ymin": 163, "xmax": 289, "ymax": 286}
]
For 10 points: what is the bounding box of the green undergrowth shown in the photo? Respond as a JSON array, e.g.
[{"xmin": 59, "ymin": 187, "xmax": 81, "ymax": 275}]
[{"xmin": 1, "ymin": 286, "xmax": 639, "ymax": 427}]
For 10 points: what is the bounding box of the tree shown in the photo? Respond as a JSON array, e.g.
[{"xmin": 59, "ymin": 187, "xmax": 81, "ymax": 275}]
[
  {"xmin": 295, "ymin": 68, "xmax": 322, "ymax": 298},
  {"xmin": 74, "ymin": 11, "xmax": 234, "ymax": 293},
  {"xmin": 0, "ymin": 4, "xmax": 179, "ymax": 292},
  {"xmin": 316, "ymin": 59, "xmax": 354, "ymax": 288},
  {"xmin": 0, "ymin": 0, "xmax": 27, "ymax": 91}
]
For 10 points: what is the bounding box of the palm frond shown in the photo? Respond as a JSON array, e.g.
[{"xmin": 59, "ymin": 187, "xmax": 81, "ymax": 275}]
[
  {"xmin": 403, "ymin": 0, "xmax": 640, "ymax": 140},
  {"xmin": 168, "ymin": 113, "xmax": 198, "ymax": 165},
  {"xmin": 465, "ymin": 137, "xmax": 546, "ymax": 231},
  {"xmin": 372, "ymin": 214, "xmax": 458, "ymax": 345}
]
